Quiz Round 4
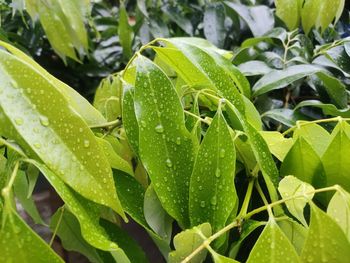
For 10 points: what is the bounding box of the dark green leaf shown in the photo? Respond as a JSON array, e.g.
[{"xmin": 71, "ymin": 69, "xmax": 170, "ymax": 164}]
[
  {"xmin": 118, "ymin": 2, "xmax": 134, "ymax": 59},
  {"xmin": 203, "ymin": 3, "xmax": 226, "ymax": 48}
]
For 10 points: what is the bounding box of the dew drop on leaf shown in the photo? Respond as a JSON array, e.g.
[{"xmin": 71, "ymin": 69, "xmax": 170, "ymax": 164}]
[
  {"xmin": 39, "ymin": 116, "xmax": 49, "ymax": 127},
  {"xmin": 165, "ymin": 158, "xmax": 173, "ymax": 168},
  {"xmin": 200, "ymin": 201, "xmax": 206, "ymax": 208},
  {"xmin": 14, "ymin": 117, "xmax": 23, "ymax": 125},
  {"xmin": 220, "ymin": 149, "xmax": 226, "ymax": 158},
  {"xmin": 155, "ymin": 124, "xmax": 164, "ymax": 133},
  {"xmin": 84, "ymin": 140, "xmax": 90, "ymax": 148}
]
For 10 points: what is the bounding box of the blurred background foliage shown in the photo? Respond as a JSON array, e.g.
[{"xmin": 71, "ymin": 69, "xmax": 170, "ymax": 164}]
[{"xmin": 0, "ymin": 0, "xmax": 350, "ymax": 130}]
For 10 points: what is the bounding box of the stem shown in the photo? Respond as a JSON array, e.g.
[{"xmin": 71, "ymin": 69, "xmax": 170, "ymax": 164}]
[
  {"xmin": 181, "ymin": 184, "xmax": 340, "ymax": 262},
  {"xmin": 89, "ymin": 119, "xmax": 122, "ymax": 129},
  {"xmin": 1, "ymin": 161, "xmax": 19, "ymax": 199},
  {"xmin": 282, "ymin": 116, "xmax": 348, "ymax": 136},
  {"xmin": 0, "ymin": 138, "xmax": 26, "ymax": 158},
  {"xmin": 237, "ymin": 178, "xmax": 255, "ymax": 218},
  {"xmin": 184, "ymin": 111, "xmax": 211, "ymax": 125},
  {"xmin": 49, "ymin": 206, "xmax": 65, "ymax": 247},
  {"xmin": 255, "ymin": 180, "xmax": 269, "ymax": 206}
]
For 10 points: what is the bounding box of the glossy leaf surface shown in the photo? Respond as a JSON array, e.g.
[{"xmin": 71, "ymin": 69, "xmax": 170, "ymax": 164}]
[
  {"xmin": 0, "ymin": 50, "xmax": 123, "ymax": 216},
  {"xmin": 189, "ymin": 110, "xmax": 237, "ymax": 232}
]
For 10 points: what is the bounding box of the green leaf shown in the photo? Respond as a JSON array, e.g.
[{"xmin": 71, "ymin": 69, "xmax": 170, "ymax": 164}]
[
  {"xmin": 13, "ymin": 170, "xmax": 44, "ymax": 225},
  {"xmin": 275, "ymin": 0, "xmax": 302, "ymax": 30},
  {"xmin": 93, "ymin": 75, "xmax": 122, "ymax": 122},
  {"xmin": 144, "ymin": 185, "xmax": 173, "ymax": 239},
  {"xmin": 301, "ymin": 0, "xmax": 345, "ymax": 34},
  {"xmin": 228, "ymin": 220, "xmax": 265, "ymax": 259},
  {"xmin": 322, "ymin": 121, "xmax": 350, "ymax": 194},
  {"xmin": 259, "ymin": 131, "xmax": 293, "ymax": 161},
  {"xmin": 224, "ymin": 2, "xmax": 274, "ymax": 37},
  {"xmin": 238, "ymin": 61, "xmax": 272, "ymax": 76},
  {"xmin": 0, "ymin": 40, "xmax": 107, "ymax": 127},
  {"xmin": 295, "ymin": 100, "xmax": 350, "ymax": 118},
  {"xmin": 300, "ymin": 203, "xmax": 350, "ymax": 263},
  {"xmin": 50, "ymin": 208, "xmax": 103, "ymax": 263},
  {"xmin": 25, "ymin": 0, "xmax": 89, "ymax": 61},
  {"xmin": 278, "ymin": 176, "xmax": 315, "ymax": 226},
  {"xmin": 132, "ymin": 55, "xmax": 196, "ymax": 227},
  {"xmin": 122, "ymin": 83, "xmax": 139, "ymax": 156},
  {"xmin": 99, "ymin": 219, "xmax": 148, "ymax": 263},
  {"xmin": 316, "ymin": 72, "xmax": 348, "ymax": 109},
  {"xmin": 277, "ymin": 219, "xmax": 307, "ymax": 255},
  {"xmin": 211, "ymin": 251, "xmax": 240, "ymax": 263},
  {"xmin": 96, "ymin": 137, "xmax": 133, "ymax": 175},
  {"xmin": 0, "ymin": 207, "xmax": 63, "ymax": 262},
  {"xmin": 118, "ymin": 2, "xmax": 134, "ymax": 60},
  {"xmin": 0, "ymin": 50, "xmax": 124, "ymax": 217},
  {"xmin": 189, "ymin": 110, "xmax": 237, "ymax": 233},
  {"xmin": 168, "ymin": 223, "xmax": 212, "ymax": 263},
  {"xmin": 203, "ymin": 3, "xmax": 226, "ymax": 48},
  {"xmin": 28, "ymin": 160, "xmax": 130, "ymax": 262},
  {"xmin": 113, "ymin": 170, "xmax": 151, "ymax": 232},
  {"xmin": 327, "ymin": 189, "xmax": 350, "ymax": 241},
  {"xmin": 262, "ymin": 109, "xmax": 298, "ymax": 127},
  {"xmin": 280, "ymin": 136, "xmax": 325, "ymax": 188},
  {"xmin": 252, "ymin": 65, "xmax": 322, "ymax": 97},
  {"xmin": 161, "ymin": 6, "xmax": 193, "ymax": 36},
  {"xmin": 246, "ymin": 219, "xmax": 300, "ymax": 263},
  {"xmin": 293, "ymin": 123, "xmax": 331, "ymax": 156}
]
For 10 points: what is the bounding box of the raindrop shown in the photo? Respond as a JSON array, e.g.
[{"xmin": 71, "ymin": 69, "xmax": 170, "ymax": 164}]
[
  {"xmin": 210, "ymin": 196, "xmax": 217, "ymax": 205},
  {"xmin": 155, "ymin": 124, "xmax": 164, "ymax": 133},
  {"xmin": 220, "ymin": 149, "xmax": 226, "ymax": 158},
  {"xmin": 200, "ymin": 201, "xmax": 206, "ymax": 208},
  {"xmin": 215, "ymin": 168, "xmax": 221, "ymax": 178},
  {"xmin": 84, "ymin": 140, "xmax": 90, "ymax": 148},
  {"xmin": 176, "ymin": 137, "xmax": 181, "ymax": 145},
  {"xmin": 33, "ymin": 143, "xmax": 41, "ymax": 149},
  {"xmin": 39, "ymin": 116, "xmax": 49, "ymax": 127},
  {"xmin": 14, "ymin": 118, "xmax": 23, "ymax": 126},
  {"xmin": 165, "ymin": 158, "xmax": 172, "ymax": 168},
  {"xmin": 141, "ymin": 120, "xmax": 147, "ymax": 128}
]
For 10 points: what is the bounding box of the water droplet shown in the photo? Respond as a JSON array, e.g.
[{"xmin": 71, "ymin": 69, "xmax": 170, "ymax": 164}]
[
  {"xmin": 141, "ymin": 120, "xmax": 147, "ymax": 128},
  {"xmin": 84, "ymin": 140, "xmax": 90, "ymax": 148},
  {"xmin": 210, "ymin": 196, "xmax": 217, "ymax": 205},
  {"xmin": 215, "ymin": 168, "xmax": 221, "ymax": 178},
  {"xmin": 176, "ymin": 137, "xmax": 181, "ymax": 145},
  {"xmin": 200, "ymin": 201, "xmax": 206, "ymax": 208},
  {"xmin": 155, "ymin": 124, "xmax": 164, "ymax": 133},
  {"xmin": 33, "ymin": 143, "xmax": 41, "ymax": 149},
  {"xmin": 79, "ymin": 127, "xmax": 84, "ymax": 133},
  {"xmin": 165, "ymin": 159, "xmax": 172, "ymax": 168},
  {"xmin": 14, "ymin": 118, "xmax": 23, "ymax": 126},
  {"xmin": 39, "ymin": 116, "xmax": 49, "ymax": 127},
  {"xmin": 220, "ymin": 149, "xmax": 226, "ymax": 158}
]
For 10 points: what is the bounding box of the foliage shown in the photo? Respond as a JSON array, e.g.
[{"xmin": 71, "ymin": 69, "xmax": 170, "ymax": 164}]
[{"xmin": 1, "ymin": 0, "xmax": 350, "ymax": 262}]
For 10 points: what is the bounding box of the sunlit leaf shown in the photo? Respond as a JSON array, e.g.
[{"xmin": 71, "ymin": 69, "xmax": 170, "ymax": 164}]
[
  {"xmin": 260, "ymin": 131, "xmax": 293, "ymax": 161},
  {"xmin": 300, "ymin": 203, "xmax": 350, "ymax": 263},
  {"xmin": 118, "ymin": 2, "xmax": 134, "ymax": 60}
]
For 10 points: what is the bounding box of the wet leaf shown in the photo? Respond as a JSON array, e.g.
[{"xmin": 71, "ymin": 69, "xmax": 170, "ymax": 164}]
[
  {"xmin": 278, "ymin": 176, "xmax": 315, "ymax": 226},
  {"xmin": 0, "ymin": 50, "xmax": 123, "ymax": 216},
  {"xmin": 300, "ymin": 203, "xmax": 350, "ymax": 263},
  {"xmin": 203, "ymin": 3, "xmax": 226, "ymax": 48},
  {"xmin": 246, "ymin": 219, "xmax": 300, "ymax": 263},
  {"xmin": 168, "ymin": 223, "xmax": 212, "ymax": 263},
  {"xmin": 118, "ymin": 2, "xmax": 134, "ymax": 60},
  {"xmin": 275, "ymin": 0, "xmax": 302, "ymax": 30},
  {"xmin": 260, "ymin": 131, "xmax": 293, "ymax": 161},
  {"xmin": 277, "ymin": 219, "xmax": 307, "ymax": 255},
  {"xmin": 133, "ymin": 55, "xmax": 196, "ymax": 227},
  {"xmin": 189, "ymin": 110, "xmax": 237, "ymax": 234}
]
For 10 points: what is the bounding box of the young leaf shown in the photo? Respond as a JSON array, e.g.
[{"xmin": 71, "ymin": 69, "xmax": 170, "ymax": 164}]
[
  {"xmin": 27, "ymin": 160, "xmax": 130, "ymax": 262},
  {"xmin": 203, "ymin": 3, "xmax": 226, "ymax": 48},
  {"xmin": 327, "ymin": 189, "xmax": 350, "ymax": 241},
  {"xmin": 252, "ymin": 65, "xmax": 322, "ymax": 97},
  {"xmin": 280, "ymin": 136, "xmax": 325, "ymax": 188},
  {"xmin": 278, "ymin": 176, "xmax": 315, "ymax": 226},
  {"xmin": 293, "ymin": 123, "xmax": 331, "ymax": 156},
  {"xmin": 300, "ymin": 203, "xmax": 350, "ymax": 262},
  {"xmin": 118, "ymin": 2, "xmax": 134, "ymax": 60},
  {"xmin": 322, "ymin": 121, "xmax": 350, "ymax": 195},
  {"xmin": 93, "ymin": 75, "xmax": 122, "ymax": 122},
  {"xmin": 96, "ymin": 137, "xmax": 133, "ymax": 176},
  {"xmin": 168, "ymin": 223, "xmax": 212, "ymax": 263},
  {"xmin": 0, "ymin": 50, "xmax": 123, "ymax": 217},
  {"xmin": 189, "ymin": 110, "xmax": 237, "ymax": 233},
  {"xmin": 275, "ymin": 0, "xmax": 302, "ymax": 30},
  {"xmin": 0, "ymin": 207, "xmax": 63, "ymax": 262},
  {"xmin": 260, "ymin": 131, "xmax": 293, "ymax": 161},
  {"xmin": 295, "ymin": 100, "xmax": 350, "ymax": 118},
  {"xmin": 246, "ymin": 219, "xmax": 301, "ymax": 263},
  {"xmin": 50, "ymin": 208, "xmax": 103, "ymax": 263},
  {"xmin": 133, "ymin": 55, "xmax": 196, "ymax": 227}
]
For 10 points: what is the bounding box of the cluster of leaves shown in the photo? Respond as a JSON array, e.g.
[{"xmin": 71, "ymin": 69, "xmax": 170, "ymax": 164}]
[{"xmin": 1, "ymin": 0, "xmax": 350, "ymax": 262}]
